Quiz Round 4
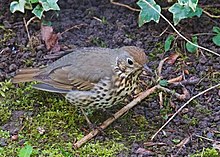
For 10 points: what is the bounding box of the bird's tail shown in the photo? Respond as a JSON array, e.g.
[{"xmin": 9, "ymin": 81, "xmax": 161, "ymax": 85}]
[{"xmin": 12, "ymin": 68, "xmax": 41, "ymax": 83}]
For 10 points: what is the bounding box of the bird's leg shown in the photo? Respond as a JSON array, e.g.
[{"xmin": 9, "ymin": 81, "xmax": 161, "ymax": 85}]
[
  {"xmin": 80, "ymin": 107, "xmax": 93, "ymax": 127},
  {"xmin": 80, "ymin": 107, "xmax": 105, "ymax": 135}
]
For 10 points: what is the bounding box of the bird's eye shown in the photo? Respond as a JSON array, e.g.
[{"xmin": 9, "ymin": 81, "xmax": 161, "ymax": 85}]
[{"xmin": 127, "ymin": 58, "xmax": 133, "ymax": 65}]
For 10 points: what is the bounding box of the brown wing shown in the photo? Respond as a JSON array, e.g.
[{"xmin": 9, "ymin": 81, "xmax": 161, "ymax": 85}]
[{"xmin": 34, "ymin": 65, "xmax": 95, "ymax": 91}]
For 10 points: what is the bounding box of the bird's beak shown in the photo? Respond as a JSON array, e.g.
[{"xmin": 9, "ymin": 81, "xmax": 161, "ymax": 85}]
[{"xmin": 143, "ymin": 64, "xmax": 153, "ymax": 75}]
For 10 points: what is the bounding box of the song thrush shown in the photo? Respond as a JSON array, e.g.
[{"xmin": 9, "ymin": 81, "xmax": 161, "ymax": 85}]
[{"xmin": 12, "ymin": 46, "xmax": 150, "ymax": 109}]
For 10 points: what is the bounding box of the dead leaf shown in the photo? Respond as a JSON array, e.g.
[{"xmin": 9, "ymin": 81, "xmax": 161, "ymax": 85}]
[
  {"xmin": 176, "ymin": 136, "xmax": 190, "ymax": 147},
  {"xmin": 41, "ymin": 25, "xmax": 61, "ymax": 51},
  {"xmin": 159, "ymin": 92, "xmax": 163, "ymax": 108},
  {"xmin": 182, "ymin": 87, "xmax": 190, "ymax": 99},
  {"xmin": 169, "ymin": 100, "xmax": 176, "ymax": 109},
  {"xmin": 166, "ymin": 53, "xmax": 180, "ymax": 64},
  {"xmin": 135, "ymin": 147, "xmax": 154, "ymax": 155},
  {"xmin": 168, "ymin": 75, "xmax": 183, "ymax": 83},
  {"xmin": 144, "ymin": 141, "xmax": 166, "ymax": 147},
  {"xmin": 184, "ymin": 69, "xmax": 189, "ymax": 75},
  {"xmin": 158, "ymin": 57, "xmax": 169, "ymax": 77}
]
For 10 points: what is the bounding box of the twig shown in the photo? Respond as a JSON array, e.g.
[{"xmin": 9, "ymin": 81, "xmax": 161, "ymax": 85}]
[
  {"xmin": 93, "ymin": 17, "xmax": 102, "ymax": 22},
  {"xmin": 60, "ymin": 24, "xmax": 87, "ymax": 36},
  {"xmin": 169, "ymin": 78, "xmax": 200, "ymax": 87},
  {"xmin": 73, "ymin": 85, "xmax": 157, "ymax": 148},
  {"xmin": 23, "ymin": 18, "xmax": 32, "ymax": 48},
  {"xmin": 141, "ymin": 0, "xmax": 220, "ymax": 57},
  {"xmin": 26, "ymin": 16, "xmax": 38, "ymax": 26},
  {"xmin": 157, "ymin": 57, "xmax": 168, "ymax": 78},
  {"xmin": 151, "ymin": 83, "xmax": 220, "ymax": 140},
  {"xmin": 152, "ymin": 26, "xmax": 169, "ymax": 37},
  {"xmin": 194, "ymin": 134, "xmax": 215, "ymax": 142},
  {"xmin": 156, "ymin": 85, "xmax": 190, "ymax": 100},
  {"xmin": 203, "ymin": 10, "xmax": 220, "ymax": 18},
  {"xmin": 110, "ymin": 0, "xmax": 140, "ymax": 12}
]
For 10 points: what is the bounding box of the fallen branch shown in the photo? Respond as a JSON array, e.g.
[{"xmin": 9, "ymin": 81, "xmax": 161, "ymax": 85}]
[
  {"xmin": 73, "ymin": 80, "xmax": 191, "ymax": 148},
  {"xmin": 151, "ymin": 83, "xmax": 220, "ymax": 140},
  {"xmin": 73, "ymin": 85, "xmax": 157, "ymax": 148}
]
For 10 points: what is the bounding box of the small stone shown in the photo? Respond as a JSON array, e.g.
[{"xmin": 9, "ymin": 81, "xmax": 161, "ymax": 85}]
[
  {"xmin": 213, "ymin": 115, "xmax": 220, "ymax": 122},
  {"xmin": 123, "ymin": 38, "xmax": 132, "ymax": 45},
  {"xmin": 18, "ymin": 139, "xmax": 25, "ymax": 146},
  {"xmin": 11, "ymin": 134, "xmax": 18, "ymax": 141},
  {"xmin": 207, "ymin": 132, "xmax": 214, "ymax": 139},
  {"xmin": 9, "ymin": 64, "xmax": 17, "ymax": 72},
  {"xmin": 3, "ymin": 20, "xmax": 12, "ymax": 29},
  {"xmin": 0, "ymin": 138, "xmax": 8, "ymax": 147},
  {"xmin": 199, "ymin": 56, "xmax": 207, "ymax": 64}
]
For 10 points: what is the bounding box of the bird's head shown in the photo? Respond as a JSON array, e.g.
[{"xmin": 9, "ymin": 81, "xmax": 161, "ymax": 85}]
[{"xmin": 116, "ymin": 46, "xmax": 150, "ymax": 76}]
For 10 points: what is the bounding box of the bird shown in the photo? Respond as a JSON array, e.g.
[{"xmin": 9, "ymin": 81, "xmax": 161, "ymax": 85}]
[{"xmin": 12, "ymin": 46, "xmax": 150, "ymax": 110}]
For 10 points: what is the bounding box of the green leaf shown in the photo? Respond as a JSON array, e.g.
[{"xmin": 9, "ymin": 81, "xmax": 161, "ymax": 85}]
[
  {"xmin": 213, "ymin": 26, "xmax": 220, "ymax": 34},
  {"xmin": 168, "ymin": 3, "xmax": 202, "ymax": 25},
  {"xmin": 188, "ymin": 0, "xmax": 198, "ymax": 11},
  {"xmin": 10, "ymin": 0, "xmax": 26, "ymax": 13},
  {"xmin": 178, "ymin": 0, "xmax": 188, "ymax": 5},
  {"xmin": 212, "ymin": 35, "xmax": 220, "ymax": 47},
  {"xmin": 159, "ymin": 80, "xmax": 168, "ymax": 87},
  {"xmin": 32, "ymin": 4, "xmax": 44, "ymax": 19},
  {"xmin": 165, "ymin": 35, "xmax": 175, "ymax": 52},
  {"xmin": 24, "ymin": 1, "xmax": 33, "ymax": 10},
  {"xmin": 137, "ymin": 0, "xmax": 161, "ymax": 27},
  {"xmin": 18, "ymin": 145, "xmax": 33, "ymax": 157},
  {"xmin": 30, "ymin": 0, "xmax": 39, "ymax": 3},
  {"xmin": 186, "ymin": 36, "xmax": 198, "ymax": 53},
  {"xmin": 172, "ymin": 139, "xmax": 180, "ymax": 144},
  {"xmin": 39, "ymin": 0, "xmax": 60, "ymax": 11}
]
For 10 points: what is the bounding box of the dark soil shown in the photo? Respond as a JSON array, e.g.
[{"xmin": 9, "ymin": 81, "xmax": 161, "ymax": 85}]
[{"xmin": 0, "ymin": 0, "xmax": 220, "ymax": 156}]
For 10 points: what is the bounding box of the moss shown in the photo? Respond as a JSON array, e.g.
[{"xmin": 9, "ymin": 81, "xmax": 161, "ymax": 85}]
[
  {"xmin": 190, "ymin": 148, "xmax": 219, "ymax": 157},
  {"xmin": 0, "ymin": 105, "xmax": 11, "ymax": 125},
  {"xmin": 148, "ymin": 41, "xmax": 164, "ymax": 61},
  {"xmin": 0, "ymin": 80, "xmax": 126, "ymax": 156},
  {"xmin": 0, "ymin": 25, "xmax": 16, "ymax": 44},
  {"xmin": 75, "ymin": 141, "xmax": 125, "ymax": 156},
  {"xmin": 91, "ymin": 37, "xmax": 107, "ymax": 47},
  {"xmin": 205, "ymin": 7, "xmax": 220, "ymax": 15}
]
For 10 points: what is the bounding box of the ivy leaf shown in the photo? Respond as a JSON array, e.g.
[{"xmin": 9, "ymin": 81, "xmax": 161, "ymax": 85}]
[
  {"xmin": 10, "ymin": 0, "xmax": 26, "ymax": 13},
  {"xmin": 212, "ymin": 35, "xmax": 220, "ymax": 46},
  {"xmin": 24, "ymin": 1, "xmax": 33, "ymax": 10},
  {"xmin": 159, "ymin": 80, "xmax": 168, "ymax": 87},
  {"xmin": 168, "ymin": 3, "xmax": 202, "ymax": 25},
  {"xmin": 32, "ymin": 4, "xmax": 44, "ymax": 19},
  {"xmin": 178, "ymin": 0, "xmax": 198, "ymax": 11},
  {"xmin": 186, "ymin": 36, "xmax": 198, "ymax": 53},
  {"xmin": 212, "ymin": 26, "xmax": 220, "ymax": 46},
  {"xmin": 213, "ymin": 26, "xmax": 220, "ymax": 34},
  {"xmin": 39, "ymin": 0, "xmax": 60, "ymax": 11},
  {"xmin": 18, "ymin": 145, "xmax": 33, "ymax": 157},
  {"xmin": 30, "ymin": 0, "xmax": 39, "ymax": 3},
  {"xmin": 137, "ymin": 0, "xmax": 161, "ymax": 27},
  {"xmin": 165, "ymin": 35, "xmax": 175, "ymax": 52},
  {"xmin": 188, "ymin": 0, "xmax": 198, "ymax": 11}
]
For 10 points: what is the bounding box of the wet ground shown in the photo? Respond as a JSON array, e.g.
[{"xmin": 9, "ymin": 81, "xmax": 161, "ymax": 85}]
[{"xmin": 0, "ymin": 0, "xmax": 220, "ymax": 156}]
